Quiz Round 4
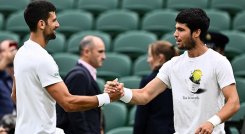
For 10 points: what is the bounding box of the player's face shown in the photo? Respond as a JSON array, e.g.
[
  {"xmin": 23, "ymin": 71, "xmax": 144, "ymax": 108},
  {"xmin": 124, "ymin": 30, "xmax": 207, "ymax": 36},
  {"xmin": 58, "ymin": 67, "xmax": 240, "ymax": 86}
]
[
  {"xmin": 174, "ymin": 22, "xmax": 196, "ymax": 50},
  {"xmin": 43, "ymin": 12, "xmax": 59, "ymax": 41}
]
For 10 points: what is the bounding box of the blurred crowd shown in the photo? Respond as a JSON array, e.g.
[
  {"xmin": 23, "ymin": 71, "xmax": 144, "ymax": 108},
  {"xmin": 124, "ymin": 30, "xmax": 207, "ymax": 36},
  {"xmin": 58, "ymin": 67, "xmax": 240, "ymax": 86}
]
[{"xmin": 0, "ymin": 40, "xmax": 17, "ymax": 134}]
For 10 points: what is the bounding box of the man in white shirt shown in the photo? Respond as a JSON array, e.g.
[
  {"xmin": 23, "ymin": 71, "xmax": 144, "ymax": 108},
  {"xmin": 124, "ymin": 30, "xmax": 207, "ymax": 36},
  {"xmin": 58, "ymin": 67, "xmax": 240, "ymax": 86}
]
[
  {"xmin": 11, "ymin": 1, "xmax": 122, "ymax": 134},
  {"xmin": 106, "ymin": 8, "xmax": 240, "ymax": 134}
]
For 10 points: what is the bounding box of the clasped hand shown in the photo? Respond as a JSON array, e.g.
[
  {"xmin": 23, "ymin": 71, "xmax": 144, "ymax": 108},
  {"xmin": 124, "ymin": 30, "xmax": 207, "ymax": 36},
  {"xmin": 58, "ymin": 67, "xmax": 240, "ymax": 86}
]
[{"xmin": 104, "ymin": 78, "xmax": 124, "ymax": 102}]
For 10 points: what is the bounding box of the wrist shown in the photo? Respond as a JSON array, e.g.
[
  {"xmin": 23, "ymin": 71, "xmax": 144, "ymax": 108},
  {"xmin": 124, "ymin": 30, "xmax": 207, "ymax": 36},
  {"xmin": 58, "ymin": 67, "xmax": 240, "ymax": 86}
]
[
  {"xmin": 208, "ymin": 115, "xmax": 222, "ymax": 127},
  {"xmin": 96, "ymin": 93, "xmax": 110, "ymax": 107},
  {"xmin": 120, "ymin": 88, "xmax": 132, "ymax": 103}
]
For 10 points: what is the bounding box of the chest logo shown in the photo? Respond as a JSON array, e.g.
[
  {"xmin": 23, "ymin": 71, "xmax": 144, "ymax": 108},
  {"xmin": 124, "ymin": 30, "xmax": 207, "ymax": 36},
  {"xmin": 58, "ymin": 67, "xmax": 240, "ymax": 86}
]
[
  {"xmin": 190, "ymin": 69, "xmax": 202, "ymax": 84},
  {"xmin": 188, "ymin": 69, "xmax": 204, "ymax": 93}
]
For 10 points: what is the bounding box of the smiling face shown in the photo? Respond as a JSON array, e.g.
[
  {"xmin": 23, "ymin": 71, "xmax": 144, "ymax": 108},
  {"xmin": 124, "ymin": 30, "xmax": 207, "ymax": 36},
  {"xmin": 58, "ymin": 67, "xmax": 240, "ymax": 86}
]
[
  {"xmin": 174, "ymin": 22, "xmax": 196, "ymax": 50},
  {"xmin": 43, "ymin": 12, "xmax": 60, "ymax": 41}
]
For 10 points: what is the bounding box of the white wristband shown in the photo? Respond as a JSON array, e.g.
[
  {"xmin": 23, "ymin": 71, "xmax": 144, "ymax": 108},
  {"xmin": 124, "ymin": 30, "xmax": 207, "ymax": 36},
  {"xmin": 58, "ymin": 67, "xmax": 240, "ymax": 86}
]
[
  {"xmin": 96, "ymin": 93, "xmax": 110, "ymax": 107},
  {"xmin": 208, "ymin": 115, "xmax": 222, "ymax": 127},
  {"xmin": 120, "ymin": 88, "xmax": 132, "ymax": 103}
]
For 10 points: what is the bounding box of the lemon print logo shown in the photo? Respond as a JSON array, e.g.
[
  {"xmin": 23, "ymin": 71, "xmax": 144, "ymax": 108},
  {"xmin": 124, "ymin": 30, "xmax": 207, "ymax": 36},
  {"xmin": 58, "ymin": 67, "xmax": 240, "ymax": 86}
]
[{"xmin": 190, "ymin": 69, "xmax": 202, "ymax": 84}]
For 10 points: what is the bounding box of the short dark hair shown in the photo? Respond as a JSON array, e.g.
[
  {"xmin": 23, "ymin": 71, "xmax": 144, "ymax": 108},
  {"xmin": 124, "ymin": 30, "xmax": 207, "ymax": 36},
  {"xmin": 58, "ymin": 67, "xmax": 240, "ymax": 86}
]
[
  {"xmin": 24, "ymin": 0, "xmax": 56, "ymax": 32},
  {"xmin": 175, "ymin": 8, "xmax": 210, "ymax": 42}
]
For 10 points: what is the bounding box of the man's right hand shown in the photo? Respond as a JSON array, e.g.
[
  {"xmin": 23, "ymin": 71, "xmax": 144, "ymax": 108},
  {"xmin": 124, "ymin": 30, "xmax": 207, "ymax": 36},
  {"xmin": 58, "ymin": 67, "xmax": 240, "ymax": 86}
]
[{"xmin": 104, "ymin": 79, "xmax": 124, "ymax": 102}]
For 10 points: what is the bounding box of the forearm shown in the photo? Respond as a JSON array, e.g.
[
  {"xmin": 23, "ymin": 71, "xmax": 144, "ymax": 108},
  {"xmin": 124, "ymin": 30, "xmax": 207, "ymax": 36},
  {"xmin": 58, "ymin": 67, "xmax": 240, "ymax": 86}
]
[
  {"xmin": 216, "ymin": 85, "xmax": 240, "ymax": 122},
  {"xmin": 47, "ymin": 82, "xmax": 104, "ymax": 112},
  {"xmin": 131, "ymin": 78, "xmax": 167, "ymax": 105},
  {"xmin": 62, "ymin": 95, "xmax": 99, "ymax": 112},
  {"xmin": 217, "ymin": 97, "xmax": 240, "ymax": 122},
  {"xmin": 130, "ymin": 89, "xmax": 151, "ymax": 105},
  {"xmin": 122, "ymin": 77, "xmax": 166, "ymax": 105}
]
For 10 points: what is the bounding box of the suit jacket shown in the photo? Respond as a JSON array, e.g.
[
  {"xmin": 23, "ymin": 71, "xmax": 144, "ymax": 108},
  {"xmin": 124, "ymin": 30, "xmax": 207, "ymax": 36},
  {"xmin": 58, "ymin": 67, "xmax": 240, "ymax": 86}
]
[
  {"xmin": 56, "ymin": 63, "xmax": 102, "ymax": 134},
  {"xmin": 133, "ymin": 69, "xmax": 175, "ymax": 134}
]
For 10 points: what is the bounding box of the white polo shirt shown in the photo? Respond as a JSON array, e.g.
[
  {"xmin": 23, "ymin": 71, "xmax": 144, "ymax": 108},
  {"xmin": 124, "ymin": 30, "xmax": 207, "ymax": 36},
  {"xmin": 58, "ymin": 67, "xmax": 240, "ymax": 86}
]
[{"xmin": 14, "ymin": 40, "xmax": 62, "ymax": 134}]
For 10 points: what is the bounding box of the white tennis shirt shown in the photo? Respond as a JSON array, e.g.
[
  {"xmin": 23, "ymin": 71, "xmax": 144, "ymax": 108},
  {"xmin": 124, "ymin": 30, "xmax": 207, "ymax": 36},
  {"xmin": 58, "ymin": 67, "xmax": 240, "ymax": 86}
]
[{"xmin": 14, "ymin": 40, "xmax": 62, "ymax": 134}]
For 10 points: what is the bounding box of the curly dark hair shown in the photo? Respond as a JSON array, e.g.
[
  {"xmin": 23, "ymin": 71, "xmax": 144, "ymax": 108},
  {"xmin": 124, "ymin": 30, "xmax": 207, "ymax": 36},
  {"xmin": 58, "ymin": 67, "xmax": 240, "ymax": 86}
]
[
  {"xmin": 175, "ymin": 8, "xmax": 210, "ymax": 42},
  {"xmin": 24, "ymin": 0, "xmax": 56, "ymax": 32}
]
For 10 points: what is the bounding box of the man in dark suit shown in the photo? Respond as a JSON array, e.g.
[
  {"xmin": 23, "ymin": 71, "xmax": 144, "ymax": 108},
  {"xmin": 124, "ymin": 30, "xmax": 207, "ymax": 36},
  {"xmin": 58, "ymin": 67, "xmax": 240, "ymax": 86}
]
[
  {"xmin": 204, "ymin": 31, "xmax": 229, "ymax": 56},
  {"xmin": 56, "ymin": 35, "xmax": 106, "ymax": 134}
]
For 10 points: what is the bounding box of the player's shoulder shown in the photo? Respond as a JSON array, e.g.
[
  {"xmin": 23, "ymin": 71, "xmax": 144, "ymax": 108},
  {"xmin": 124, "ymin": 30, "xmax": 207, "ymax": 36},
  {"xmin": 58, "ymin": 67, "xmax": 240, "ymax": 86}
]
[
  {"xmin": 208, "ymin": 49, "xmax": 228, "ymax": 61},
  {"xmin": 170, "ymin": 51, "xmax": 185, "ymax": 62}
]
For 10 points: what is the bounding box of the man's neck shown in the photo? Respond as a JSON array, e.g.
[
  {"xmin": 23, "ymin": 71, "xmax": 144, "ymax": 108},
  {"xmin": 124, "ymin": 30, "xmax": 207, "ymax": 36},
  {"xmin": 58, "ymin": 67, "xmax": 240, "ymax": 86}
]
[
  {"xmin": 30, "ymin": 32, "xmax": 47, "ymax": 48},
  {"xmin": 188, "ymin": 43, "xmax": 208, "ymax": 58}
]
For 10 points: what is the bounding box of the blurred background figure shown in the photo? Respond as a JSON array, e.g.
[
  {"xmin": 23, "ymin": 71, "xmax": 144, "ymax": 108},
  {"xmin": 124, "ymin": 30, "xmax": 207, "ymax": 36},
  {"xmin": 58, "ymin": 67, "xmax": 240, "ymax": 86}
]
[
  {"xmin": 56, "ymin": 35, "xmax": 106, "ymax": 134},
  {"xmin": 0, "ymin": 40, "xmax": 17, "ymax": 119},
  {"xmin": 134, "ymin": 40, "xmax": 178, "ymax": 134},
  {"xmin": 0, "ymin": 40, "xmax": 18, "ymax": 76},
  {"xmin": 204, "ymin": 31, "xmax": 229, "ymax": 56},
  {"xmin": 0, "ymin": 114, "xmax": 16, "ymax": 134}
]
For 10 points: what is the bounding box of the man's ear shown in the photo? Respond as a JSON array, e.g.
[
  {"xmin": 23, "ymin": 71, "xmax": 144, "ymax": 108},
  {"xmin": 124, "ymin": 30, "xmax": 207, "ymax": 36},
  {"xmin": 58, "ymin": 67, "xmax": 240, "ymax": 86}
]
[
  {"xmin": 38, "ymin": 20, "xmax": 46, "ymax": 30},
  {"xmin": 193, "ymin": 29, "xmax": 201, "ymax": 38},
  {"xmin": 83, "ymin": 47, "xmax": 91, "ymax": 56}
]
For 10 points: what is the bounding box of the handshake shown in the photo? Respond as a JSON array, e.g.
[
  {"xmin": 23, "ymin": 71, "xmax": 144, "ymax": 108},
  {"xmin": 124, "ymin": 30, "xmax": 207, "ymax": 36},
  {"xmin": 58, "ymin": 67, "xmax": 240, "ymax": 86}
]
[{"xmin": 96, "ymin": 78, "xmax": 133, "ymax": 107}]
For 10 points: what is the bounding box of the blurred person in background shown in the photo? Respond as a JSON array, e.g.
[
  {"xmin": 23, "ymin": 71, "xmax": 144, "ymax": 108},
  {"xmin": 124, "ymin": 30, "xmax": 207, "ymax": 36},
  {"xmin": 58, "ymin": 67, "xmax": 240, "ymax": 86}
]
[
  {"xmin": 0, "ymin": 114, "xmax": 16, "ymax": 134},
  {"xmin": 0, "ymin": 40, "xmax": 18, "ymax": 75},
  {"xmin": 57, "ymin": 35, "xmax": 106, "ymax": 134},
  {"xmin": 134, "ymin": 40, "xmax": 178, "ymax": 134},
  {"xmin": 204, "ymin": 31, "xmax": 229, "ymax": 56},
  {"xmin": 0, "ymin": 40, "xmax": 18, "ymax": 120}
]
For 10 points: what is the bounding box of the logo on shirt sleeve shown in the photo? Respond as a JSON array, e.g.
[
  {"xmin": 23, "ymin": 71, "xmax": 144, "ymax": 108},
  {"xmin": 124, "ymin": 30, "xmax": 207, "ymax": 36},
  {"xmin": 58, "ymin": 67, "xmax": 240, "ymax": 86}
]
[{"xmin": 53, "ymin": 72, "xmax": 60, "ymax": 77}]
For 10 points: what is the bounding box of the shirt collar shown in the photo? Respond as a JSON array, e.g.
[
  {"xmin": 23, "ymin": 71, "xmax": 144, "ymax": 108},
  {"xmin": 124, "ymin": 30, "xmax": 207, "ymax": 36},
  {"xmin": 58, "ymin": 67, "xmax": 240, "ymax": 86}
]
[
  {"xmin": 25, "ymin": 39, "xmax": 47, "ymax": 53},
  {"xmin": 78, "ymin": 59, "xmax": 97, "ymax": 80}
]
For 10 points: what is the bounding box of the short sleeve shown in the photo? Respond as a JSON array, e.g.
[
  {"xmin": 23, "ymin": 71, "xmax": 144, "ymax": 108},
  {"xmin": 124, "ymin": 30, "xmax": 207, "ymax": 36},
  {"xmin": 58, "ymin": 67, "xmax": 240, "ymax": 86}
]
[
  {"xmin": 37, "ymin": 56, "xmax": 62, "ymax": 88},
  {"xmin": 157, "ymin": 60, "xmax": 172, "ymax": 89},
  {"xmin": 216, "ymin": 57, "xmax": 235, "ymax": 90}
]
